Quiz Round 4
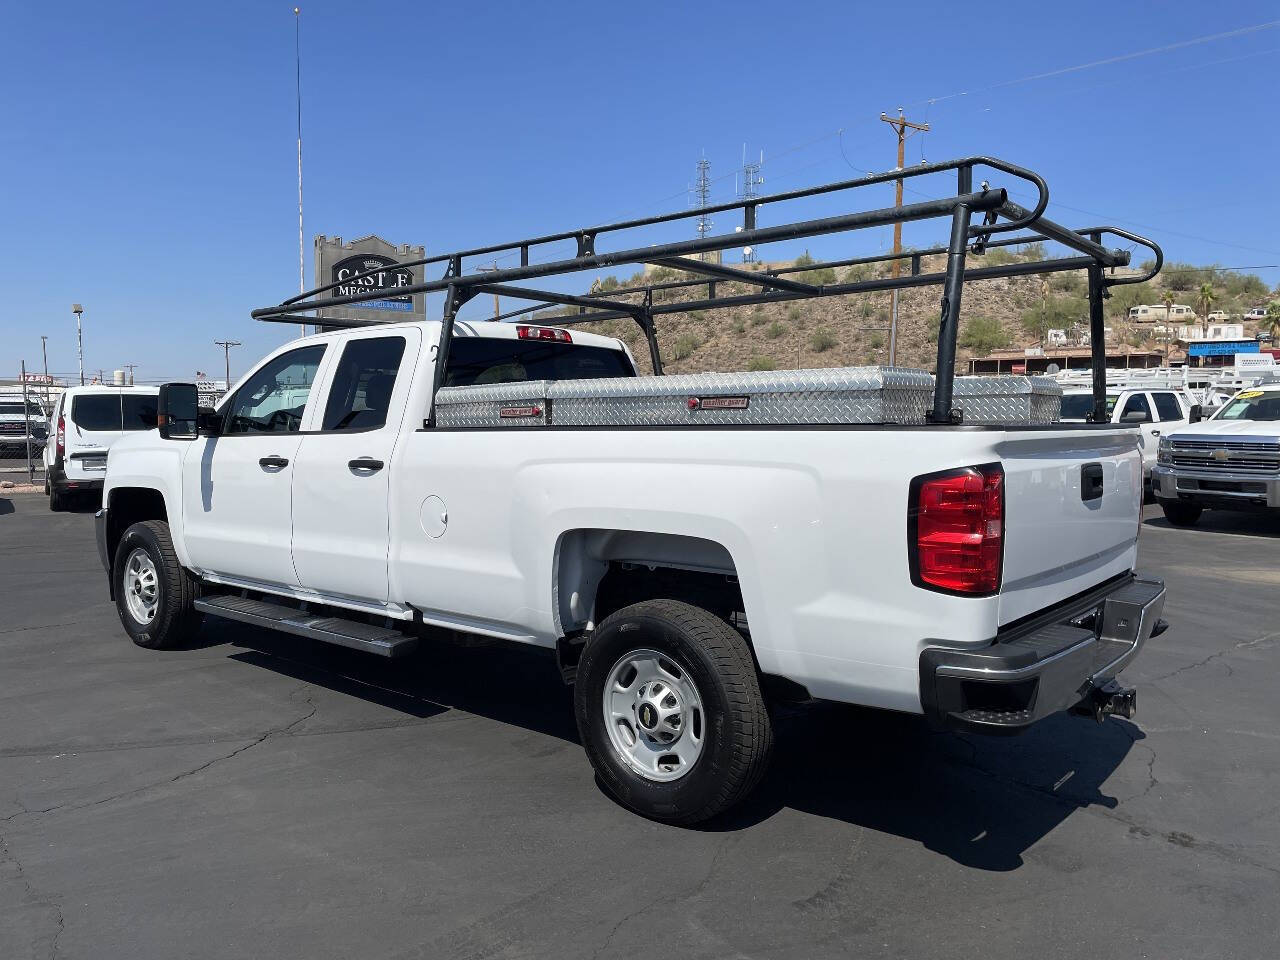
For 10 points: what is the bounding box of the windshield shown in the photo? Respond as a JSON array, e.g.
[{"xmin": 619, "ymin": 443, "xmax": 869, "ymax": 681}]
[
  {"xmin": 1059, "ymin": 394, "xmax": 1094, "ymax": 419},
  {"xmin": 444, "ymin": 337, "xmax": 635, "ymax": 387},
  {"xmin": 0, "ymin": 400, "xmax": 43, "ymax": 416},
  {"xmin": 1214, "ymin": 390, "xmax": 1280, "ymax": 422}
]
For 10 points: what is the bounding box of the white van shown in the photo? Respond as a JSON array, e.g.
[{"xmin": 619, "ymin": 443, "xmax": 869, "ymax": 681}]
[{"xmin": 44, "ymin": 386, "xmax": 159, "ymax": 510}]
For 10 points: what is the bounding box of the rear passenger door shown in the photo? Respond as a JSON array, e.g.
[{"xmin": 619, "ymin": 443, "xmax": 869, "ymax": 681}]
[{"xmin": 291, "ymin": 330, "xmax": 419, "ymax": 603}]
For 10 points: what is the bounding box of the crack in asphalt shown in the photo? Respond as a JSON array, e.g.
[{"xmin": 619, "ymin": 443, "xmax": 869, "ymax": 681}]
[
  {"xmin": 589, "ymin": 836, "xmax": 736, "ymax": 960},
  {"xmin": 0, "ymin": 831, "xmax": 65, "ymax": 959},
  {"xmin": 1147, "ymin": 631, "xmax": 1279, "ymax": 683},
  {"xmin": 1, "ymin": 683, "xmax": 318, "ymax": 831}
]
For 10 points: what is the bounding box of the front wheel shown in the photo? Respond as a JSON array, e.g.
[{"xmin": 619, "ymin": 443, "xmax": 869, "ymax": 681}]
[
  {"xmin": 1160, "ymin": 499, "xmax": 1203, "ymax": 528},
  {"xmin": 574, "ymin": 599, "xmax": 773, "ymax": 825},
  {"xmin": 113, "ymin": 520, "xmax": 202, "ymax": 649}
]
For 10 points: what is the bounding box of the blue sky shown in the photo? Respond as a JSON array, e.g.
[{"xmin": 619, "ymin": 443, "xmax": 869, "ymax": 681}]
[{"xmin": 2, "ymin": 1, "xmax": 1277, "ymax": 382}]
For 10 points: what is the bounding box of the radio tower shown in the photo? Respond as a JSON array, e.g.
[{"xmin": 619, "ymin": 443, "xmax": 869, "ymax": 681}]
[
  {"xmin": 693, "ymin": 155, "xmax": 712, "ymax": 260},
  {"xmin": 738, "ymin": 145, "xmax": 764, "ymax": 263}
]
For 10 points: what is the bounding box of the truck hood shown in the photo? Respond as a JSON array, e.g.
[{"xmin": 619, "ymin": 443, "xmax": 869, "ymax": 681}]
[{"xmin": 1168, "ymin": 421, "xmax": 1280, "ymax": 441}]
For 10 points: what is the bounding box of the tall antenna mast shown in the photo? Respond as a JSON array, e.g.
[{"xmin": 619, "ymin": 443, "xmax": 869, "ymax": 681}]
[
  {"xmin": 694, "ymin": 155, "xmax": 712, "ymax": 236},
  {"xmin": 294, "ymin": 8, "xmax": 305, "ymax": 304},
  {"xmin": 738, "ymin": 145, "xmax": 764, "ymax": 263}
]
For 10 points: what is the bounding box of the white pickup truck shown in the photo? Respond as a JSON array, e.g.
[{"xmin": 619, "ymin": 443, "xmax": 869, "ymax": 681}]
[
  {"xmin": 92, "ymin": 159, "xmax": 1172, "ymax": 822},
  {"xmin": 1060, "ymin": 386, "xmax": 1196, "ymax": 484},
  {"xmin": 1153, "ymin": 384, "xmax": 1280, "ymax": 525},
  {"xmin": 96, "ymin": 319, "xmax": 1166, "ymax": 822}
]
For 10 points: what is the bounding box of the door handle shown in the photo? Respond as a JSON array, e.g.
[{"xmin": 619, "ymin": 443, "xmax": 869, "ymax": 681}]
[
  {"xmin": 259, "ymin": 455, "xmax": 289, "ymax": 469},
  {"xmin": 348, "ymin": 457, "xmax": 384, "ymax": 473},
  {"xmin": 1151, "ymin": 429, "xmax": 1160, "ymax": 436}
]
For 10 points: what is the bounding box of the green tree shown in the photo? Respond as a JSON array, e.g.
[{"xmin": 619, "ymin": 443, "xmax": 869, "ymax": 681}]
[{"xmin": 960, "ymin": 315, "xmax": 1010, "ymax": 355}]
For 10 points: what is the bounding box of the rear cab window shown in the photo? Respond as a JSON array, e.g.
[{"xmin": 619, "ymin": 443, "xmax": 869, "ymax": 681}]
[
  {"xmin": 443, "ymin": 337, "xmax": 636, "ymax": 387},
  {"xmin": 1151, "ymin": 392, "xmax": 1184, "ymax": 422},
  {"xmin": 322, "ymin": 336, "xmax": 407, "ymax": 432}
]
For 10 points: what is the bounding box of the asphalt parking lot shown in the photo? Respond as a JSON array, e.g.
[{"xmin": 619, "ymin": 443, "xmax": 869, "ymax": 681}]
[{"xmin": 1, "ymin": 492, "xmax": 1278, "ymax": 960}]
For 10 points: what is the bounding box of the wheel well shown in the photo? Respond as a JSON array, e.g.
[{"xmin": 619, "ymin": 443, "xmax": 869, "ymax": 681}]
[
  {"xmin": 554, "ymin": 529, "xmax": 745, "ymax": 636},
  {"xmin": 105, "ymin": 487, "xmax": 168, "ymax": 565}
]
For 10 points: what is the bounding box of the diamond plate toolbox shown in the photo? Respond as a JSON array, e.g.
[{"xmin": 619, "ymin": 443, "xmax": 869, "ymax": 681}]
[
  {"xmin": 548, "ymin": 366, "xmax": 935, "ymax": 426},
  {"xmin": 432, "ymin": 367, "xmax": 935, "ymax": 427},
  {"xmin": 948, "ymin": 376, "xmax": 1063, "ymax": 425},
  {"xmin": 434, "ymin": 380, "xmax": 552, "ymax": 428}
]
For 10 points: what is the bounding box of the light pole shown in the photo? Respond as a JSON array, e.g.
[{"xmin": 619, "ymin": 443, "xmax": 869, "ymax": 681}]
[
  {"xmin": 40, "ymin": 335, "xmax": 50, "ymax": 408},
  {"xmin": 71, "ymin": 303, "xmax": 85, "ymax": 385}
]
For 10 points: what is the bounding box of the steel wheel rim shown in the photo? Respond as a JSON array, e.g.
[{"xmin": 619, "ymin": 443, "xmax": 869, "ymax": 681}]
[
  {"xmin": 123, "ymin": 548, "xmax": 159, "ymax": 625},
  {"xmin": 602, "ymin": 647, "xmax": 705, "ymax": 783}
]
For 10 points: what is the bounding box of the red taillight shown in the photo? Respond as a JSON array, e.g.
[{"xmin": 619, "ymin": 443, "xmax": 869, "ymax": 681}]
[
  {"xmin": 56, "ymin": 415, "xmax": 65, "ymax": 458},
  {"xmin": 910, "ymin": 464, "xmax": 1003, "ymax": 595},
  {"xmin": 516, "ymin": 325, "xmax": 572, "ymax": 343}
]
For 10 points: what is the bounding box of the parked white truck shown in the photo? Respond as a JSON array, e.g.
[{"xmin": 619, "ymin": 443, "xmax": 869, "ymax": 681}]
[
  {"xmin": 93, "ymin": 159, "xmax": 1169, "ymax": 822},
  {"xmin": 1153, "ymin": 385, "xmax": 1280, "ymax": 525}
]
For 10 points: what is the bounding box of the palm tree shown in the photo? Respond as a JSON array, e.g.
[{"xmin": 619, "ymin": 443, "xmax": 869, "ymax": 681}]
[
  {"xmin": 1161, "ymin": 291, "xmax": 1176, "ymax": 368},
  {"xmin": 1266, "ymin": 300, "xmax": 1280, "ymax": 343},
  {"xmin": 1198, "ymin": 282, "xmax": 1215, "ymax": 322}
]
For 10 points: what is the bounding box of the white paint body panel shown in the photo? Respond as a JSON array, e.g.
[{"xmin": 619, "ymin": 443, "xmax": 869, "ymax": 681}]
[{"xmin": 104, "ymin": 321, "xmax": 1144, "ymax": 715}]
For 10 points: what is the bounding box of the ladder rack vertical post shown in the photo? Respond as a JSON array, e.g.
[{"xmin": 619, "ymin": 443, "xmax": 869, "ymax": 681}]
[
  {"xmin": 930, "ymin": 203, "xmax": 973, "ymax": 424},
  {"xmin": 1087, "ymin": 260, "xmax": 1108, "ymax": 423}
]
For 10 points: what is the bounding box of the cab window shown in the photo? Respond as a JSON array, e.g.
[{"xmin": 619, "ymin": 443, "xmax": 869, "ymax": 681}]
[
  {"xmin": 223, "ymin": 345, "xmax": 327, "ymax": 434},
  {"xmin": 1151, "ymin": 392, "xmax": 1183, "ymax": 422},
  {"xmin": 1119, "ymin": 393, "xmax": 1152, "ymax": 423},
  {"xmin": 321, "ymin": 336, "xmax": 407, "ymax": 432}
]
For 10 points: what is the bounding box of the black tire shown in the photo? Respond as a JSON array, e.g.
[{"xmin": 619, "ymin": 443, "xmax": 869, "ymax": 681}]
[
  {"xmin": 48, "ymin": 483, "xmax": 67, "ymax": 512},
  {"xmin": 1160, "ymin": 499, "xmax": 1203, "ymax": 528},
  {"xmin": 43, "ymin": 475, "xmax": 49, "ymax": 495},
  {"xmin": 574, "ymin": 599, "xmax": 773, "ymax": 825},
  {"xmin": 113, "ymin": 520, "xmax": 202, "ymax": 649}
]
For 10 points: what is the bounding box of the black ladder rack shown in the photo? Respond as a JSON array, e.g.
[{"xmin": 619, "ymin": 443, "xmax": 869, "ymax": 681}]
[{"xmin": 252, "ymin": 156, "xmax": 1162, "ymax": 427}]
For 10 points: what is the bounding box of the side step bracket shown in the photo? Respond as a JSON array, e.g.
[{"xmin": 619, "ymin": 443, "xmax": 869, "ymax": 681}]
[{"xmin": 194, "ymin": 594, "xmax": 418, "ymax": 658}]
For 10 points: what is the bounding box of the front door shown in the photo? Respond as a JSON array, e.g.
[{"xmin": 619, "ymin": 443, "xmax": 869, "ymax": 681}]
[
  {"xmin": 181, "ymin": 343, "xmax": 328, "ymax": 586},
  {"xmin": 290, "ymin": 331, "xmax": 417, "ymax": 602}
]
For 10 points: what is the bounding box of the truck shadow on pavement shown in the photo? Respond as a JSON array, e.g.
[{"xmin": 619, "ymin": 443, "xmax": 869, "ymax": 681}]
[
  {"xmin": 1144, "ymin": 512, "xmax": 1280, "ymax": 538},
  {"xmin": 205, "ymin": 619, "xmax": 1136, "ymax": 872}
]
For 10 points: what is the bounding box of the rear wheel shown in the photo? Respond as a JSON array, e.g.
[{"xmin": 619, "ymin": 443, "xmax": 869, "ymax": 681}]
[
  {"xmin": 574, "ymin": 599, "xmax": 772, "ymax": 825},
  {"xmin": 1160, "ymin": 499, "xmax": 1203, "ymax": 528},
  {"xmin": 113, "ymin": 520, "xmax": 202, "ymax": 649},
  {"xmin": 48, "ymin": 483, "xmax": 67, "ymax": 512}
]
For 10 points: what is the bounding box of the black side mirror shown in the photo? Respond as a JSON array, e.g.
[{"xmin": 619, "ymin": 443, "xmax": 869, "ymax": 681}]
[
  {"xmin": 1189, "ymin": 404, "xmax": 1203, "ymax": 424},
  {"xmin": 157, "ymin": 383, "xmax": 199, "ymax": 440},
  {"xmin": 1120, "ymin": 409, "xmax": 1150, "ymax": 424}
]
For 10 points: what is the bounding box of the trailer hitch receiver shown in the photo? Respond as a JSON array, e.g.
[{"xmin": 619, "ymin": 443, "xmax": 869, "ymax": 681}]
[{"xmin": 1071, "ymin": 679, "xmax": 1137, "ymax": 724}]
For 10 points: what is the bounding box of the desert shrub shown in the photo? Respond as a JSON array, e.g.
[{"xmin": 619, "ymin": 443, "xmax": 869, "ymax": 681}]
[
  {"xmin": 672, "ymin": 332, "xmax": 700, "ymax": 360},
  {"xmin": 747, "ymin": 355, "xmax": 776, "ymax": 371},
  {"xmin": 809, "ymin": 328, "xmax": 838, "ymax": 353},
  {"xmin": 868, "ymin": 332, "xmax": 885, "ymax": 350},
  {"xmin": 766, "ymin": 321, "xmax": 786, "ymax": 340}
]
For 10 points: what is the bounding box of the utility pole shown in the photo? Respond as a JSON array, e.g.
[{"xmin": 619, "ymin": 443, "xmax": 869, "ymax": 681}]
[
  {"xmin": 123, "ymin": 363, "xmax": 138, "ymax": 386},
  {"xmin": 475, "ymin": 262, "xmax": 501, "ymax": 319},
  {"xmin": 880, "ymin": 108, "xmax": 929, "ymax": 366},
  {"xmin": 214, "ymin": 339, "xmax": 241, "ymax": 391}
]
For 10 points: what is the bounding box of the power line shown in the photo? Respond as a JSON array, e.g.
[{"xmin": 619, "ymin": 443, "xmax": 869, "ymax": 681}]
[{"xmin": 909, "ymin": 19, "xmax": 1280, "ymax": 109}]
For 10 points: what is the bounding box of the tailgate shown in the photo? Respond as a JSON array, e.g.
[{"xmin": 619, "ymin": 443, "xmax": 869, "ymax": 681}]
[{"xmin": 996, "ymin": 428, "xmax": 1142, "ymax": 625}]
